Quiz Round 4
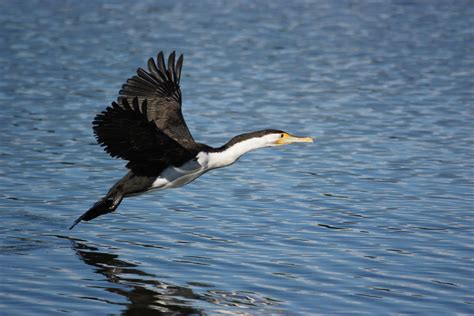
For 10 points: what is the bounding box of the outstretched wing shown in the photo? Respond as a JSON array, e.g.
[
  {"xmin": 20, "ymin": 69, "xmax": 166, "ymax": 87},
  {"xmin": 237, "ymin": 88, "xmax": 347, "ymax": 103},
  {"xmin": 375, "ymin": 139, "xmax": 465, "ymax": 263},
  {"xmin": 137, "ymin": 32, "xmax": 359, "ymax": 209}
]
[
  {"xmin": 93, "ymin": 98, "xmax": 196, "ymax": 176},
  {"xmin": 118, "ymin": 51, "xmax": 195, "ymax": 149}
]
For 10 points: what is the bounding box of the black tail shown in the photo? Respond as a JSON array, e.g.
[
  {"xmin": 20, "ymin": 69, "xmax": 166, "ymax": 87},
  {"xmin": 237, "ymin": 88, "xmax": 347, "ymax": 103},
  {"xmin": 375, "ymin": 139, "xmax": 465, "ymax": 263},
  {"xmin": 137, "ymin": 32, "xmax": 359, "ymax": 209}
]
[{"xmin": 69, "ymin": 193, "xmax": 123, "ymax": 230}]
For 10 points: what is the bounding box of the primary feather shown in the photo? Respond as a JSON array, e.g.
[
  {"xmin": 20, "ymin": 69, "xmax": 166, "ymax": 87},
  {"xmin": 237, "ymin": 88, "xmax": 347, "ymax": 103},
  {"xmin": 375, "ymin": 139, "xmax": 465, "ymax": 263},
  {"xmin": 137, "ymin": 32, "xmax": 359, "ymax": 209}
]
[{"xmin": 118, "ymin": 51, "xmax": 194, "ymax": 148}]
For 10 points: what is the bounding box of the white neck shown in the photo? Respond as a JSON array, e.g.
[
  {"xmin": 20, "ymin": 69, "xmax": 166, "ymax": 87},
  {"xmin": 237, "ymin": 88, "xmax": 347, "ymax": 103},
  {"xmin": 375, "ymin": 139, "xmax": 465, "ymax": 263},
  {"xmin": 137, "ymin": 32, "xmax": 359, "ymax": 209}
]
[{"xmin": 207, "ymin": 137, "xmax": 270, "ymax": 170}]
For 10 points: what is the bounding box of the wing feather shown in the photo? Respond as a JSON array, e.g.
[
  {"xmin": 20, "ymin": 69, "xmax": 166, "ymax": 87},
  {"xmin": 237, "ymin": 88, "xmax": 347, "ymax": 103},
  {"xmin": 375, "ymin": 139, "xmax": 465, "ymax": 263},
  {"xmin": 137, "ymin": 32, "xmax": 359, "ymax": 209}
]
[
  {"xmin": 147, "ymin": 57, "xmax": 164, "ymax": 82},
  {"xmin": 175, "ymin": 54, "xmax": 183, "ymax": 84},
  {"xmin": 119, "ymin": 51, "xmax": 195, "ymax": 148},
  {"xmin": 157, "ymin": 52, "xmax": 167, "ymax": 79},
  {"xmin": 167, "ymin": 51, "xmax": 175, "ymax": 82}
]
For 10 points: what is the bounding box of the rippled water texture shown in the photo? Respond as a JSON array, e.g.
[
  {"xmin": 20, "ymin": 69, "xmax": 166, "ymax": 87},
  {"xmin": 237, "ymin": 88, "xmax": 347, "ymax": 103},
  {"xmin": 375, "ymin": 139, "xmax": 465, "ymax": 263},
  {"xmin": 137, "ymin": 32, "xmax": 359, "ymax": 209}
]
[{"xmin": 1, "ymin": 1, "xmax": 473, "ymax": 315}]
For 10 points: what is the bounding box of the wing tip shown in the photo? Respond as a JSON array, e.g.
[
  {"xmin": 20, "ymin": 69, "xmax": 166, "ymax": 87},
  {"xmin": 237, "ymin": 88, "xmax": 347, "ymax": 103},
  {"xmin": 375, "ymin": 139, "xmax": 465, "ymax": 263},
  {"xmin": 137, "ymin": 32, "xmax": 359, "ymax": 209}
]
[
  {"xmin": 153, "ymin": 50, "xmax": 183, "ymax": 84},
  {"xmin": 120, "ymin": 50, "xmax": 184, "ymax": 100}
]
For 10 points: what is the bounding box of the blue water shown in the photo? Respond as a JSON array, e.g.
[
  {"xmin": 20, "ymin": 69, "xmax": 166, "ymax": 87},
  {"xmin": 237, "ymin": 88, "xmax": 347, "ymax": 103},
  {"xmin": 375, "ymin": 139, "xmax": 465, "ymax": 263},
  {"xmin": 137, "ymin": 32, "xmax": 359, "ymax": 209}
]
[{"xmin": 1, "ymin": 1, "xmax": 473, "ymax": 315}]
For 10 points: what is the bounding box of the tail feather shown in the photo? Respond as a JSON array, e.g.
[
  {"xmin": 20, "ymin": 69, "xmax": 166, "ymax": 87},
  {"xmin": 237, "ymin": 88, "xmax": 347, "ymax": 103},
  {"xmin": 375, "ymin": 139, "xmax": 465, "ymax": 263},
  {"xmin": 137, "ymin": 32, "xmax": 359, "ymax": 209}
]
[{"xmin": 70, "ymin": 194, "xmax": 123, "ymax": 230}]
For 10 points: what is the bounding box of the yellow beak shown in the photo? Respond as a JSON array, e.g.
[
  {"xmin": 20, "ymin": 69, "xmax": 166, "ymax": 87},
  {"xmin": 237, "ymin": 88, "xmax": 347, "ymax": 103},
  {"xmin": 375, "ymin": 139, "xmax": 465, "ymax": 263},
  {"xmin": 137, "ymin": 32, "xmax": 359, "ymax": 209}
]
[{"xmin": 276, "ymin": 133, "xmax": 314, "ymax": 145}]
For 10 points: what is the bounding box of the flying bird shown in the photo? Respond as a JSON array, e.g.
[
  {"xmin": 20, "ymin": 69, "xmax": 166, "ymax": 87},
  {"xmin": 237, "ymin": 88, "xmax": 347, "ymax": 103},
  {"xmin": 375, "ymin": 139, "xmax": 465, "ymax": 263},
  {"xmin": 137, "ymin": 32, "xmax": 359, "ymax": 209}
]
[{"xmin": 70, "ymin": 51, "xmax": 313, "ymax": 229}]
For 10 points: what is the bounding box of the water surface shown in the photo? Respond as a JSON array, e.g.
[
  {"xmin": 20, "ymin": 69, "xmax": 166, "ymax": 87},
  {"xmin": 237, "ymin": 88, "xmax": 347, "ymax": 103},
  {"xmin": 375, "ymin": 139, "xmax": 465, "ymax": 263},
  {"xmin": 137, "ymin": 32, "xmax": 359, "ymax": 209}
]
[{"xmin": 1, "ymin": 1, "xmax": 473, "ymax": 315}]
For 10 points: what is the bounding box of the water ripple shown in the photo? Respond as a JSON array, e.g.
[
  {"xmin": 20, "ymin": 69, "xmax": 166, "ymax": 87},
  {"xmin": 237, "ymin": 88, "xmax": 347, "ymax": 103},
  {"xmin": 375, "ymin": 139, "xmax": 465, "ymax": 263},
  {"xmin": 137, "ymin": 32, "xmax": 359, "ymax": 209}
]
[{"xmin": 1, "ymin": 0, "xmax": 473, "ymax": 315}]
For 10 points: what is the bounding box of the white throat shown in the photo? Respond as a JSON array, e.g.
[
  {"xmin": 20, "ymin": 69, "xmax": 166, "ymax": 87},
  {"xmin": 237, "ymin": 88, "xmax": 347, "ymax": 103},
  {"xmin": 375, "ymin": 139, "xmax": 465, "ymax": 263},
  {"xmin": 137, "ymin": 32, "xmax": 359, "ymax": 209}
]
[{"xmin": 207, "ymin": 137, "xmax": 272, "ymax": 170}]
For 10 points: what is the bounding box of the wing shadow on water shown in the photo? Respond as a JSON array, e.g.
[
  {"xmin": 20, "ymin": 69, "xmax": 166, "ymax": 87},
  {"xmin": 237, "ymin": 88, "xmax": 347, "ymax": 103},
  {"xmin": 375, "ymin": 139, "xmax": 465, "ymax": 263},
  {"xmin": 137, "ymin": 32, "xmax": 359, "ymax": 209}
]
[{"xmin": 68, "ymin": 237, "xmax": 206, "ymax": 315}]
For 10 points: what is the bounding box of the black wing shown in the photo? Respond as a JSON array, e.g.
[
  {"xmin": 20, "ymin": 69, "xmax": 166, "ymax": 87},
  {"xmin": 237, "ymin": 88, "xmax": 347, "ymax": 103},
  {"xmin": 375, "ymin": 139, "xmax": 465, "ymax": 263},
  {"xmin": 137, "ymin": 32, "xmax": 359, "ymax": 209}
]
[
  {"xmin": 118, "ymin": 51, "xmax": 195, "ymax": 149},
  {"xmin": 93, "ymin": 98, "xmax": 197, "ymax": 176}
]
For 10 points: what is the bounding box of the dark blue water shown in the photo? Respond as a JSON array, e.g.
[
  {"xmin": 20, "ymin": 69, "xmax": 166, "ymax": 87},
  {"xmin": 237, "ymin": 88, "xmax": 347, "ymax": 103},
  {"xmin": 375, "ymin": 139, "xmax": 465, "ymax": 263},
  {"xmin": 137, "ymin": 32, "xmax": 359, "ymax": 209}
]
[{"xmin": 1, "ymin": 1, "xmax": 473, "ymax": 315}]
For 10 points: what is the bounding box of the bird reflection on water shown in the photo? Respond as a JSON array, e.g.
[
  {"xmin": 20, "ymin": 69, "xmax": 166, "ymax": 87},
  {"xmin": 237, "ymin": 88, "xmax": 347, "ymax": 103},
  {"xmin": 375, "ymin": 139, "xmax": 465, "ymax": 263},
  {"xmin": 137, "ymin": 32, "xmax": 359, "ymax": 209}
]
[
  {"xmin": 70, "ymin": 238, "xmax": 206, "ymax": 315},
  {"xmin": 68, "ymin": 237, "xmax": 279, "ymax": 314}
]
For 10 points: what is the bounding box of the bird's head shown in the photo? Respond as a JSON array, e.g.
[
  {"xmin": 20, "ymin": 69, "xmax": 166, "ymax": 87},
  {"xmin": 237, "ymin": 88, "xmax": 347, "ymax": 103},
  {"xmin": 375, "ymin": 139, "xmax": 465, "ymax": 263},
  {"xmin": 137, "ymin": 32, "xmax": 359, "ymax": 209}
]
[
  {"xmin": 223, "ymin": 129, "xmax": 313, "ymax": 151},
  {"xmin": 269, "ymin": 130, "xmax": 314, "ymax": 146}
]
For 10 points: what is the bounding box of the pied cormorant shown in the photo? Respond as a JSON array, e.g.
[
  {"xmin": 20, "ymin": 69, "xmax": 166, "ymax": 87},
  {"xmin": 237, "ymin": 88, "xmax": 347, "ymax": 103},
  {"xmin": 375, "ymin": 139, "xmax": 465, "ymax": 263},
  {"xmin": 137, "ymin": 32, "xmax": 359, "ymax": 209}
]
[{"xmin": 70, "ymin": 51, "xmax": 313, "ymax": 229}]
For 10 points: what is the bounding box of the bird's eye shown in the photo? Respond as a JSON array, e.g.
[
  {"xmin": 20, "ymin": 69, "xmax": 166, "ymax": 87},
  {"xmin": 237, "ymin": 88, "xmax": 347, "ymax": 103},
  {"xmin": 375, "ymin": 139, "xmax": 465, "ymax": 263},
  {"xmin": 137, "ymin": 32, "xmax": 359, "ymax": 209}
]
[{"xmin": 280, "ymin": 133, "xmax": 285, "ymax": 138}]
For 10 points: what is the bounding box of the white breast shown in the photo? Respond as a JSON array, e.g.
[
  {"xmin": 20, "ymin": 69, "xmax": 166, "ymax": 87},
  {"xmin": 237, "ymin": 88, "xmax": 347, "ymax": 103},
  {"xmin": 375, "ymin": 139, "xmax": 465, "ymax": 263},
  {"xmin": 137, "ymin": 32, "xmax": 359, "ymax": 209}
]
[{"xmin": 150, "ymin": 152, "xmax": 210, "ymax": 190}]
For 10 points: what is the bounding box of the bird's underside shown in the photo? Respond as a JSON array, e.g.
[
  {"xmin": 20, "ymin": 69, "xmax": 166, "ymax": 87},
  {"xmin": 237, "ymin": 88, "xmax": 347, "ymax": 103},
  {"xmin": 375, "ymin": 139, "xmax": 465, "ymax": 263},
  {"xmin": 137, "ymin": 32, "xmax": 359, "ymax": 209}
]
[{"xmin": 70, "ymin": 51, "xmax": 313, "ymax": 229}]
